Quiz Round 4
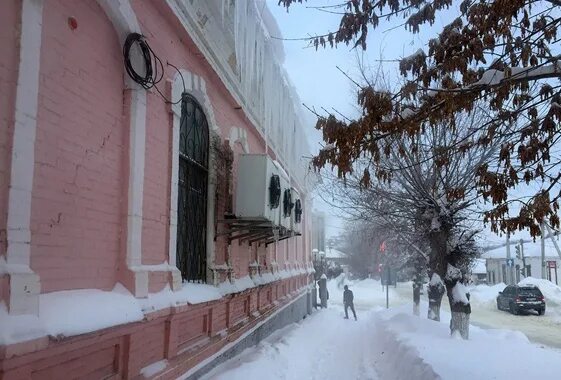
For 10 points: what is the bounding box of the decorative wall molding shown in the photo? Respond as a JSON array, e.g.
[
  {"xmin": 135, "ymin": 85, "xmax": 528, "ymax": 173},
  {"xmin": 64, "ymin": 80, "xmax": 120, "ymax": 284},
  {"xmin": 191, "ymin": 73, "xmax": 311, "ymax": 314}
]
[
  {"xmin": 170, "ymin": 69, "xmax": 220, "ymax": 286},
  {"xmin": 228, "ymin": 127, "xmax": 250, "ymax": 153},
  {"xmin": 4, "ymin": 0, "xmax": 44, "ymax": 315},
  {"xmin": 96, "ymin": 0, "xmax": 150, "ymax": 296}
]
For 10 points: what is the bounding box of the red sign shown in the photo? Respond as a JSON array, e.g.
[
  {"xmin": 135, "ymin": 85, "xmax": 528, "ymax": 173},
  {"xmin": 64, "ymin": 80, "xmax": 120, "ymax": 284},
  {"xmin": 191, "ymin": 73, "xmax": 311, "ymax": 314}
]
[
  {"xmin": 379, "ymin": 241, "xmax": 386, "ymax": 253},
  {"xmin": 548, "ymin": 261, "xmax": 557, "ymax": 269}
]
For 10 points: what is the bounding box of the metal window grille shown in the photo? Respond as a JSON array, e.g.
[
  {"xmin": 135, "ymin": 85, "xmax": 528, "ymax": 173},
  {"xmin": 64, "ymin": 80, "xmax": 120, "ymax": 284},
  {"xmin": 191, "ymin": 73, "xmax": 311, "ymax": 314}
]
[{"xmin": 176, "ymin": 94, "xmax": 209, "ymax": 283}]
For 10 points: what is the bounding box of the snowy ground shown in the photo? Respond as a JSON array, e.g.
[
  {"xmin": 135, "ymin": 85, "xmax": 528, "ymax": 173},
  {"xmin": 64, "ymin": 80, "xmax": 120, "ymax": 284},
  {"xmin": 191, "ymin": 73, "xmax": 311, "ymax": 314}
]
[
  {"xmin": 200, "ymin": 309, "xmax": 381, "ymax": 380},
  {"xmin": 400, "ymin": 277, "xmax": 561, "ymax": 349},
  {"xmin": 200, "ymin": 279, "xmax": 393, "ymax": 380},
  {"xmin": 199, "ymin": 277, "xmax": 561, "ymax": 380}
]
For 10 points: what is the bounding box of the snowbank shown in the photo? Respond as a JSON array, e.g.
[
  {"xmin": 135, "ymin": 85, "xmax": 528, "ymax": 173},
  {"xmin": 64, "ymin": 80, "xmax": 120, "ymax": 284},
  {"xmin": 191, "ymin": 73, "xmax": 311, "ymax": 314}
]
[
  {"xmin": 469, "ymin": 277, "xmax": 561, "ymax": 313},
  {"xmin": 373, "ymin": 305, "xmax": 561, "ymax": 380},
  {"xmin": 468, "ymin": 282, "xmax": 506, "ymax": 307},
  {"xmin": 519, "ymin": 277, "xmax": 561, "ymax": 308},
  {"xmin": 372, "ymin": 312, "xmax": 439, "ymax": 380}
]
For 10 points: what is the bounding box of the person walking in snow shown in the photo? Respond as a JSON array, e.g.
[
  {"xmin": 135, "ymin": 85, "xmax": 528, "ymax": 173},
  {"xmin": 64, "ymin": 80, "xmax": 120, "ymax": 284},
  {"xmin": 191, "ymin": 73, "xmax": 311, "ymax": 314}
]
[{"xmin": 343, "ymin": 285, "xmax": 357, "ymax": 320}]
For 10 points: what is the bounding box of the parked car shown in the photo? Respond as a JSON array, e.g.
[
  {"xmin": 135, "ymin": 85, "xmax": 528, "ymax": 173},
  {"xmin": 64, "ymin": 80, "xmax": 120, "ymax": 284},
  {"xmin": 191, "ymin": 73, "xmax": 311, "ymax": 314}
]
[{"xmin": 496, "ymin": 285, "xmax": 546, "ymax": 315}]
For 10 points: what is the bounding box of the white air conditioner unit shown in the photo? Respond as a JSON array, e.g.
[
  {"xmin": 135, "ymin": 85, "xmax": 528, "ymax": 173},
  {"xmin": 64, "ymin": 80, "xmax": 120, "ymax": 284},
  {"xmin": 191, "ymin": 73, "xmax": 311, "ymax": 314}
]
[
  {"xmin": 275, "ymin": 161, "xmax": 292, "ymax": 230},
  {"xmin": 235, "ymin": 154, "xmax": 281, "ymax": 224},
  {"xmin": 290, "ymin": 187, "xmax": 302, "ymax": 234}
]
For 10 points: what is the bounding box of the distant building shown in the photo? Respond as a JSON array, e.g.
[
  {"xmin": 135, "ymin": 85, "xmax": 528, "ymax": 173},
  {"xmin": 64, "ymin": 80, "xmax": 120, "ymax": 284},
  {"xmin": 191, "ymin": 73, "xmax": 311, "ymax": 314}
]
[
  {"xmin": 312, "ymin": 211, "xmax": 326, "ymax": 252},
  {"xmin": 484, "ymin": 240, "xmax": 561, "ymax": 285},
  {"xmin": 325, "ymin": 248, "xmax": 349, "ymax": 266},
  {"xmin": 469, "ymin": 259, "xmax": 488, "ymax": 285}
]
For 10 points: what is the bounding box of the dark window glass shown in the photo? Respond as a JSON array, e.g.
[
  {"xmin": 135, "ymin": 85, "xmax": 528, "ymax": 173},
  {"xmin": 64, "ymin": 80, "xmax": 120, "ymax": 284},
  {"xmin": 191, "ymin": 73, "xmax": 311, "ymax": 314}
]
[
  {"xmin": 176, "ymin": 94, "xmax": 209, "ymax": 283},
  {"xmin": 518, "ymin": 288, "xmax": 542, "ymax": 296}
]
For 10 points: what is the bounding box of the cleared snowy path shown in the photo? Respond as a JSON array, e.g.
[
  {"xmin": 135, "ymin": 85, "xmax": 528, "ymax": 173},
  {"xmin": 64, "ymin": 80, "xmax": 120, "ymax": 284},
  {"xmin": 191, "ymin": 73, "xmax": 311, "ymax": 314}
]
[
  {"xmin": 201, "ymin": 279, "xmax": 407, "ymax": 380},
  {"xmin": 201, "ymin": 306, "xmax": 380, "ymax": 380}
]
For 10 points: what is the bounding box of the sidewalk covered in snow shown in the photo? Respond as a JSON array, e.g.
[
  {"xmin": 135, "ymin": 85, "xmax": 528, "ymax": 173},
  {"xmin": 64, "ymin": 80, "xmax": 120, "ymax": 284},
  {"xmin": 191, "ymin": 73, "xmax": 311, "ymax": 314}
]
[{"xmin": 198, "ymin": 278, "xmax": 561, "ymax": 380}]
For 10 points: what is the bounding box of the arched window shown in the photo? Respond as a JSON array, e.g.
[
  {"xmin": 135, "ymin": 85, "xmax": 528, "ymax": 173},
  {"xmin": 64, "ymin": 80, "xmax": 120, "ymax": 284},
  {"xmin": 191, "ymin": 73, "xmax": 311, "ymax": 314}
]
[{"xmin": 177, "ymin": 94, "xmax": 209, "ymax": 282}]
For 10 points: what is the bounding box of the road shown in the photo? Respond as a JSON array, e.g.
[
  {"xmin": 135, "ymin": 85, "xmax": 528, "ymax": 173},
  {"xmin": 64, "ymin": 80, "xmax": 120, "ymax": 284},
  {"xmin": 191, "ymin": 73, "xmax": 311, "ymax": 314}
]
[{"xmin": 392, "ymin": 282, "xmax": 561, "ymax": 349}]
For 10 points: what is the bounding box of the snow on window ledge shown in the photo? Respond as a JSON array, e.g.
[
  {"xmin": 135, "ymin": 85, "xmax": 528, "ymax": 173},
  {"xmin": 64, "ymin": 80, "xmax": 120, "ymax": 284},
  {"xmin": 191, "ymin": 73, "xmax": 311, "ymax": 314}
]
[{"xmin": 0, "ymin": 267, "xmax": 308, "ymax": 346}]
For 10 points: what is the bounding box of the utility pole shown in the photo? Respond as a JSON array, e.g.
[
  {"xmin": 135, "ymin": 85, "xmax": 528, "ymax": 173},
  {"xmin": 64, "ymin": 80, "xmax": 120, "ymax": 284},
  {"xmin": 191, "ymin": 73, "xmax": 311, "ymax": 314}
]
[
  {"xmin": 520, "ymin": 239, "xmax": 526, "ymax": 277},
  {"xmin": 541, "ymin": 222, "xmax": 546, "ymax": 279},
  {"xmin": 544, "ymin": 223, "xmax": 561, "ymax": 259},
  {"xmin": 506, "ymin": 231, "xmax": 512, "ymax": 284}
]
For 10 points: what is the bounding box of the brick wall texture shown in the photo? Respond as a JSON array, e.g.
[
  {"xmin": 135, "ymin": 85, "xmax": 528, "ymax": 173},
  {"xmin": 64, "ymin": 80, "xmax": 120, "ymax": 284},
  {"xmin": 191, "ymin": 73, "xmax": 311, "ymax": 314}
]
[{"xmin": 0, "ymin": 0, "xmax": 313, "ymax": 378}]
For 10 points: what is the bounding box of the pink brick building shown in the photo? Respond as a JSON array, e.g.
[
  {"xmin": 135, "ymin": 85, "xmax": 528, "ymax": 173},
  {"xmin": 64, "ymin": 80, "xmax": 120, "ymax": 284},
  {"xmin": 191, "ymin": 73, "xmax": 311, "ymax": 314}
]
[{"xmin": 0, "ymin": 1, "xmax": 314, "ymax": 378}]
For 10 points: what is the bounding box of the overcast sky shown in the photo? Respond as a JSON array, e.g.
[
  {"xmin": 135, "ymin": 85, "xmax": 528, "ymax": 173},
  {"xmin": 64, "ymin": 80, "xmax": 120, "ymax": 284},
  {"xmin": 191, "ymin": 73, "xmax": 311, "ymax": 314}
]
[{"xmin": 267, "ymin": 1, "xmax": 519, "ymax": 246}]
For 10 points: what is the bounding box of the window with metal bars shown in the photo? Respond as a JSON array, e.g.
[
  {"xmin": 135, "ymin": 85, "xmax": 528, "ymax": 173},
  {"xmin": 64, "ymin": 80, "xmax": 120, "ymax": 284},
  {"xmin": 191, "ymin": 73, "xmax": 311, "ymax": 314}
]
[{"xmin": 176, "ymin": 94, "xmax": 209, "ymax": 283}]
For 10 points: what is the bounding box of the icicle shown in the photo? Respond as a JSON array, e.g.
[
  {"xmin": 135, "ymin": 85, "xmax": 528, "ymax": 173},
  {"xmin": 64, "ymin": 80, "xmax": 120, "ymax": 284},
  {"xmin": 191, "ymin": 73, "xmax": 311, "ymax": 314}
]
[{"xmin": 230, "ymin": 0, "xmax": 309, "ymax": 186}]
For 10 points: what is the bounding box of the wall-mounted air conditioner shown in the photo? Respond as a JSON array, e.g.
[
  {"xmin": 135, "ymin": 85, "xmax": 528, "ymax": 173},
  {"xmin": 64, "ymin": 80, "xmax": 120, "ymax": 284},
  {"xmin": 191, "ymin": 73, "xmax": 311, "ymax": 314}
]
[
  {"xmin": 290, "ymin": 187, "xmax": 302, "ymax": 234},
  {"xmin": 274, "ymin": 161, "xmax": 292, "ymax": 230},
  {"xmin": 235, "ymin": 154, "xmax": 281, "ymax": 224}
]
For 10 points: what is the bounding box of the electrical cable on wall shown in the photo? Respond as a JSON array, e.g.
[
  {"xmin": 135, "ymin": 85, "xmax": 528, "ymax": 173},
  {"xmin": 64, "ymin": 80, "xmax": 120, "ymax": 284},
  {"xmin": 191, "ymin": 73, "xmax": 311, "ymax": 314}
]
[{"xmin": 123, "ymin": 33, "xmax": 185, "ymax": 104}]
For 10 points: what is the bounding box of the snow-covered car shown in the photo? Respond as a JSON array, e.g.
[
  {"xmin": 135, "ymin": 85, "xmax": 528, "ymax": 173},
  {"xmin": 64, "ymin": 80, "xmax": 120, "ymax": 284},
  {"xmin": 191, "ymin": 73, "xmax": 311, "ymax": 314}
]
[{"xmin": 496, "ymin": 285, "xmax": 546, "ymax": 315}]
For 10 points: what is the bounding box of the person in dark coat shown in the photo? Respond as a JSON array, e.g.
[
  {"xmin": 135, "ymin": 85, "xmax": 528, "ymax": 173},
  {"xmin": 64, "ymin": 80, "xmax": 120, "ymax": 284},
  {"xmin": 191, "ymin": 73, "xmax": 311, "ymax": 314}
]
[{"xmin": 343, "ymin": 285, "xmax": 357, "ymax": 320}]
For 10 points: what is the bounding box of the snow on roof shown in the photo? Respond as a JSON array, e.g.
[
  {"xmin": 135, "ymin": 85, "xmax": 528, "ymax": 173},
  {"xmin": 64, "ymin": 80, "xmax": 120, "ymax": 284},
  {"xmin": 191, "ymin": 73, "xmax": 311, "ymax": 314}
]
[
  {"xmin": 482, "ymin": 239, "xmax": 561, "ymax": 259},
  {"xmin": 325, "ymin": 248, "xmax": 348, "ymax": 259},
  {"xmin": 0, "ymin": 284, "xmax": 145, "ymax": 345}
]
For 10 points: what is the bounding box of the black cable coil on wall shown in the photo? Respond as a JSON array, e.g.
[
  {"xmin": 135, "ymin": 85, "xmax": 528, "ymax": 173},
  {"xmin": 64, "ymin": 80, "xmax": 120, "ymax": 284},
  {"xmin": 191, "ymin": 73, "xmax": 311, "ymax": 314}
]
[
  {"xmin": 123, "ymin": 33, "xmax": 164, "ymax": 90},
  {"xmin": 122, "ymin": 33, "xmax": 183, "ymax": 104},
  {"xmin": 269, "ymin": 175, "xmax": 281, "ymax": 209}
]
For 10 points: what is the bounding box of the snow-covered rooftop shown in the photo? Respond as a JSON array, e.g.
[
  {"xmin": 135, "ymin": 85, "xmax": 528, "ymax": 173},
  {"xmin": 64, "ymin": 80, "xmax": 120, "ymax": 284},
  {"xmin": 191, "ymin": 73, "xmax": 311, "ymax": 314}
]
[
  {"xmin": 325, "ymin": 248, "xmax": 348, "ymax": 259},
  {"xmin": 482, "ymin": 239, "xmax": 561, "ymax": 259},
  {"xmin": 471, "ymin": 258, "xmax": 487, "ymax": 274}
]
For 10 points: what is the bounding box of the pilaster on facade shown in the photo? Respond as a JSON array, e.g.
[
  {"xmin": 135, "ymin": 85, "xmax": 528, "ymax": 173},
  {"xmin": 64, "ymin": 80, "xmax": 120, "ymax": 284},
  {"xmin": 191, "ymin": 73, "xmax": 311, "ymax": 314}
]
[
  {"xmin": 4, "ymin": 0, "xmax": 44, "ymax": 315},
  {"xmin": 228, "ymin": 127, "xmax": 250, "ymax": 154},
  {"xmin": 95, "ymin": 0, "xmax": 182, "ymax": 296}
]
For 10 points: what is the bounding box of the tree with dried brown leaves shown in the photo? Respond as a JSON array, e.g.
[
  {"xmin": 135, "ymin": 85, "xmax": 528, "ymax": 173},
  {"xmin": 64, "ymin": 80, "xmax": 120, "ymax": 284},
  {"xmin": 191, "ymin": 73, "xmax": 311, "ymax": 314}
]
[
  {"xmin": 280, "ymin": 0, "xmax": 561, "ymax": 237},
  {"xmin": 317, "ymin": 111, "xmax": 489, "ymax": 333}
]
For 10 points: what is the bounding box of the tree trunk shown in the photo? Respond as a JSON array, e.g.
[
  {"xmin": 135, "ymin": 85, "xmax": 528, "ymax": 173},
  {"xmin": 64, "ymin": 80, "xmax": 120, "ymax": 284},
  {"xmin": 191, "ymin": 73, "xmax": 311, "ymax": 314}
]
[
  {"xmin": 427, "ymin": 284, "xmax": 444, "ymax": 321},
  {"xmin": 413, "ymin": 282, "xmax": 421, "ymax": 316},
  {"xmin": 446, "ymin": 280, "xmax": 471, "ymax": 340},
  {"xmin": 450, "ymin": 311, "xmax": 470, "ymax": 339},
  {"xmin": 413, "ymin": 302, "xmax": 420, "ymax": 316},
  {"xmin": 427, "ymin": 227, "xmax": 450, "ymax": 321}
]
